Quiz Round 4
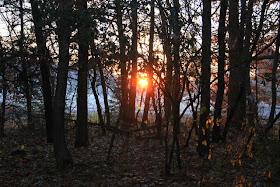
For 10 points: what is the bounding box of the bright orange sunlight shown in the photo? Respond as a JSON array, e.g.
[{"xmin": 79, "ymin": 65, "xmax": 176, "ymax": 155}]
[{"xmin": 138, "ymin": 78, "xmax": 148, "ymax": 88}]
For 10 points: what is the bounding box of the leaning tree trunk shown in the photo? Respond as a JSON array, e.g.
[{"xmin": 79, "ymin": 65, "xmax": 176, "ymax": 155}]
[
  {"xmin": 212, "ymin": 0, "xmax": 227, "ymax": 143},
  {"xmin": 91, "ymin": 66, "xmax": 106, "ymax": 135},
  {"xmin": 30, "ymin": 0, "xmax": 54, "ymax": 143},
  {"xmin": 53, "ymin": 0, "xmax": 73, "ymax": 170},
  {"xmin": 198, "ymin": 0, "xmax": 211, "ymax": 156},
  {"xmin": 75, "ymin": 0, "xmax": 89, "ymax": 148},
  {"xmin": 97, "ymin": 59, "xmax": 110, "ymax": 128}
]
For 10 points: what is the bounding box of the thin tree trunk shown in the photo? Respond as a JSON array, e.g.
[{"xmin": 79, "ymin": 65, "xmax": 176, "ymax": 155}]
[
  {"xmin": 166, "ymin": 0, "xmax": 182, "ymax": 174},
  {"xmin": 173, "ymin": 0, "xmax": 182, "ymax": 170},
  {"xmin": 158, "ymin": 1, "xmax": 172, "ymax": 123},
  {"xmin": 142, "ymin": 0, "xmax": 154, "ymax": 127},
  {"xmin": 151, "ymin": 86, "xmax": 162, "ymax": 137},
  {"xmin": 20, "ymin": 0, "xmax": 32, "ymax": 127},
  {"xmin": 266, "ymin": 6, "xmax": 280, "ymax": 132},
  {"xmin": 212, "ymin": 0, "xmax": 227, "ymax": 143},
  {"xmin": 115, "ymin": 0, "xmax": 128, "ymax": 125},
  {"xmin": 107, "ymin": 112, "xmax": 121, "ymax": 163},
  {"xmin": 53, "ymin": 0, "xmax": 73, "ymax": 170},
  {"xmin": 30, "ymin": 0, "xmax": 54, "ymax": 143},
  {"xmin": 243, "ymin": 0, "xmax": 254, "ymax": 126},
  {"xmin": 0, "ymin": 43, "xmax": 6, "ymax": 137},
  {"xmin": 91, "ymin": 67, "xmax": 106, "ymax": 135},
  {"xmin": 75, "ymin": 0, "xmax": 89, "ymax": 147},
  {"xmin": 184, "ymin": 77, "xmax": 198, "ymax": 147},
  {"xmin": 198, "ymin": 0, "xmax": 211, "ymax": 156},
  {"xmin": 128, "ymin": 0, "xmax": 138, "ymax": 124},
  {"xmin": 98, "ymin": 59, "xmax": 110, "ymax": 128}
]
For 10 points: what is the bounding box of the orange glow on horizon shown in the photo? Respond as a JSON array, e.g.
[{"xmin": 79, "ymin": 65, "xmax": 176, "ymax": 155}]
[{"xmin": 138, "ymin": 78, "xmax": 148, "ymax": 88}]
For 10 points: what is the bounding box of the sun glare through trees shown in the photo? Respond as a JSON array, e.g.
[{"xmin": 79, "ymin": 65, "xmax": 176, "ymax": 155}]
[
  {"xmin": 138, "ymin": 77, "xmax": 148, "ymax": 88},
  {"xmin": 0, "ymin": 0, "xmax": 280, "ymax": 186}
]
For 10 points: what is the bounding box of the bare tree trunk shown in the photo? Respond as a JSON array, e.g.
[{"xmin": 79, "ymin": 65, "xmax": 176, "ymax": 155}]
[
  {"xmin": 151, "ymin": 87, "xmax": 162, "ymax": 137},
  {"xmin": 0, "ymin": 42, "xmax": 6, "ymax": 137},
  {"xmin": 91, "ymin": 41, "xmax": 110, "ymax": 131},
  {"xmin": 30, "ymin": 0, "xmax": 54, "ymax": 143},
  {"xmin": 166, "ymin": 0, "xmax": 182, "ymax": 175},
  {"xmin": 98, "ymin": 59, "xmax": 110, "ymax": 128},
  {"xmin": 128, "ymin": 0, "xmax": 138, "ymax": 124},
  {"xmin": 172, "ymin": 0, "xmax": 182, "ymax": 171},
  {"xmin": 142, "ymin": 0, "xmax": 154, "ymax": 127},
  {"xmin": 225, "ymin": 0, "xmax": 247, "ymax": 134},
  {"xmin": 20, "ymin": 0, "xmax": 32, "ymax": 127},
  {"xmin": 158, "ymin": 1, "xmax": 172, "ymax": 123},
  {"xmin": 212, "ymin": 0, "xmax": 227, "ymax": 143},
  {"xmin": 267, "ymin": 6, "xmax": 280, "ymax": 131},
  {"xmin": 91, "ymin": 67, "xmax": 106, "ymax": 135},
  {"xmin": 75, "ymin": 0, "xmax": 89, "ymax": 147},
  {"xmin": 198, "ymin": 0, "xmax": 211, "ymax": 156},
  {"xmin": 115, "ymin": 0, "xmax": 128, "ymax": 125},
  {"xmin": 53, "ymin": 0, "xmax": 73, "ymax": 170},
  {"xmin": 243, "ymin": 0, "xmax": 254, "ymax": 126}
]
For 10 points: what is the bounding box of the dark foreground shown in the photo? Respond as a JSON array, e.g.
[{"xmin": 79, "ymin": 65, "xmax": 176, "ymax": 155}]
[{"xmin": 0, "ymin": 122, "xmax": 279, "ymax": 186}]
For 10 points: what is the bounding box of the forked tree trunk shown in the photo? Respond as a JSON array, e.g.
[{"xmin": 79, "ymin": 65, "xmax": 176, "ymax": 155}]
[
  {"xmin": 225, "ymin": 0, "xmax": 247, "ymax": 135},
  {"xmin": 98, "ymin": 59, "xmax": 110, "ymax": 128},
  {"xmin": 75, "ymin": 0, "xmax": 89, "ymax": 147},
  {"xmin": 91, "ymin": 41, "xmax": 110, "ymax": 131},
  {"xmin": 91, "ymin": 67, "xmax": 106, "ymax": 135},
  {"xmin": 53, "ymin": 0, "xmax": 73, "ymax": 170},
  {"xmin": 166, "ymin": 0, "xmax": 182, "ymax": 175}
]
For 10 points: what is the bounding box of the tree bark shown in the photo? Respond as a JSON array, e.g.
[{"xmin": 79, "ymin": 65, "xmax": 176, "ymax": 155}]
[
  {"xmin": 20, "ymin": 0, "xmax": 32, "ymax": 127},
  {"xmin": 226, "ymin": 0, "xmax": 245, "ymax": 130},
  {"xmin": 243, "ymin": 0, "xmax": 254, "ymax": 125},
  {"xmin": 0, "ymin": 42, "xmax": 6, "ymax": 137},
  {"xmin": 75, "ymin": 0, "xmax": 89, "ymax": 148},
  {"xmin": 142, "ymin": 0, "xmax": 154, "ymax": 127},
  {"xmin": 115, "ymin": 0, "xmax": 128, "ymax": 125},
  {"xmin": 128, "ymin": 0, "xmax": 138, "ymax": 124},
  {"xmin": 198, "ymin": 0, "xmax": 211, "ymax": 156},
  {"xmin": 158, "ymin": 1, "xmax": 172, "ymax": 123},
  {"xmin": 267, "ymin": 6, "xmax": 280, "ymax": 128},
  {"xmin": 212, "ymin": 0, "xmax": 227, "ymax": 143},
  {"xmin": 91, "ymin": 67, "xmax": 106, "ymax": 135},
  {"xmin": 98, "ymin": 59, "xmax": 110, "ymax": 128},
  {"xmin": 53, "ymin": 0, "xmax": 73, "ymax": 170},
  {"xmin": 30, "ymin": 0, "xmax": 54, "ymax": 143}
]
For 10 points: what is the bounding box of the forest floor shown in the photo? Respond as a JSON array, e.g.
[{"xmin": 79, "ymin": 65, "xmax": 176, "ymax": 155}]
[{"xmin": 0, "ymin": 121, "xmax": 280, "ymax": 186}]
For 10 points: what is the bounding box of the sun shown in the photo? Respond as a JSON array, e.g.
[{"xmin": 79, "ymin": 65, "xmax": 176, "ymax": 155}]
[{"xmin": 138, "ymin": 78, "xmax": 148, "ymax": 88}]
